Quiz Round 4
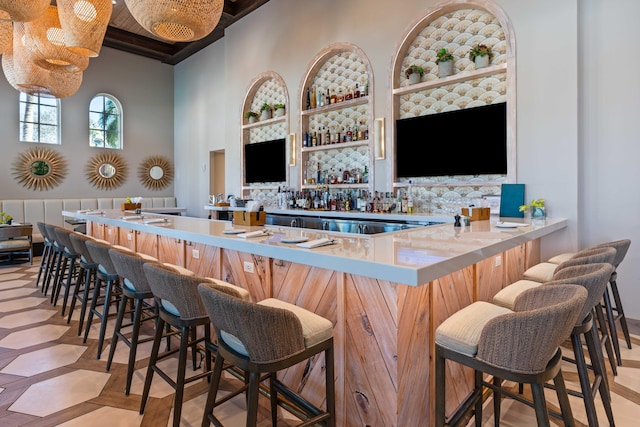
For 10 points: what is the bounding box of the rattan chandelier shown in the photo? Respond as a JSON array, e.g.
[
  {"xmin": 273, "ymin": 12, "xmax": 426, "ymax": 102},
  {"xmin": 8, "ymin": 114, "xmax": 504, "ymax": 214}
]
[
  {"xmin": 0, "ymin": 10, "xmax": 11, "ymax": 54},
  {"xmin": 57, "ymin": 0, "xmax": 113, "ymax": 57},
  {"xmin": 23, "ymin": 5, "xmax": 89, "ymax": 73},
  {"xmin": 124, "ymin": 0, "xmax": 224, "ymax": 42},
  {"xmin": 0, "ymin": 0, "xmax": 49, "ymax": 22}
]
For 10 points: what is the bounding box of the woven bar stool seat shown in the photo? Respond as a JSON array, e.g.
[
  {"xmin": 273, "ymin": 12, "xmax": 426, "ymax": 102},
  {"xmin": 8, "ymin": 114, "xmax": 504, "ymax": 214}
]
[
  {"xmin": 67, "ymin": 232, "xmax": 98, "ymax": 335},
  {"xmin": 435, "ymin": 284, "xmax": 587, "ymax": 427},
  {"xmin": 197, "ymin": 281, "xmax": 335, "ymax": 427},
  {"xmin": 522, "ymin": 246, "xmax": 616, "ymax": 283},
  {"xmin": 139, "ymin": 262, "xmax": 230, "ymax": 427}
]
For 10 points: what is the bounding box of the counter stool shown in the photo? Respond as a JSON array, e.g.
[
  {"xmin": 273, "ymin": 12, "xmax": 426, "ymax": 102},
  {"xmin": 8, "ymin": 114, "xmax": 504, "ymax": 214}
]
[
  {"xmin": 67, "ymin": 233, "xmax": 98, "ymax": 335},
  {"xmin": 139, "ymin": 262, "xmax": 213, "ymax": 427},
  {"xmin": 522, "ymin": 246, "xmax": 616, "ymax": 283},
  {"xmin": 84, "ymin": 240, "xmax": 131, "ymax": 359},
  {"xmin": 35, "ymin": 222, "xmax": 54, "ymax": 290},
  {"xmin": 197, "ymin": 281, "xmax": 335, "ymax": 427},
  {"xmin": 42, "ymin": 223, "xmax": 65, "ymax": 297},
  {"xmin": 435, "ymin": 284, "xmax": 587, "ymax": 427},
  {"xmin": 51, "ymin": 227, "xmax": 82, "ymax": 316},
  {"xmin": 106, "ymin": 248, "xmax": 160, "ymax": 395}
]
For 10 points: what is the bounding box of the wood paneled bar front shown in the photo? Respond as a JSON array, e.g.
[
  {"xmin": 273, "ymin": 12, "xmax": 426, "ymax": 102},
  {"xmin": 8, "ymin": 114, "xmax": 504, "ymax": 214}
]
[{"xmin": 68, "ymin": 210, "xmax": 564, "ymax": 426}]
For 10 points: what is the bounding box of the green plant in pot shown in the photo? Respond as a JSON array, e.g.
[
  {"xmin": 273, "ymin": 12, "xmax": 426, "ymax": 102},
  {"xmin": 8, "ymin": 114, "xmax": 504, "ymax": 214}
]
[
  {"xmin": 435, "ymin": 48, "xmax": 454, "ymax": 78},
  {"xmin": 405, "ymin": 64, "xmax": 424, "ymax": 84},
  {"xmin": 469, "ymin": 44, "xmax": 493, "ymax": 69},
  {"xmin": 245, "ymin": 111, "xmax": 258, "ymax": 123},
  {"xmin": 260, "ymin": 102, "xmax": 272, "ymax": 120},
  {"xmin": 273, "ymin": 103, "xmax": 286, "ymax": 117},
  {"xmin": 519, "ymin": 198, "xmax": 546, "ymax": 221}
]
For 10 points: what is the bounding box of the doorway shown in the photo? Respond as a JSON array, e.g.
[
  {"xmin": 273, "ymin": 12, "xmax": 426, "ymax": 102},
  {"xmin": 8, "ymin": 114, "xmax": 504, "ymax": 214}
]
[{"xmin": 210, "ymin": 150, "xmax": 225, "ymax": 200}]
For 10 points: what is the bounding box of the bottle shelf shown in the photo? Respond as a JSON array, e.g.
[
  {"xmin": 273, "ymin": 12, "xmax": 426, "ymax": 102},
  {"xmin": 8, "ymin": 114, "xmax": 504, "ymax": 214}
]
[
  {"xmin": 242, "ymin": 184, "xmax": 283, "ymax": 191},
  {"xmin": 392, "ymin": 180, "xmax": 505, "ymax": 188},
  {"xmin": 301, "ymin": 183, "xmax": 369, "ymax": 190},
  {"xmin": 392, "ymin": 63, "xmax": 507, "ymax": 96},
  {"xmin": 242, "ymin": 115, "xmax": 287, "ymax": 129},
  {"xmin": 301, "ymin": 95, "xmax": 369, "ymax": 116},
  {"xmin": 302, "ymin": 139, "xmax": 369, "ymax": 153}
]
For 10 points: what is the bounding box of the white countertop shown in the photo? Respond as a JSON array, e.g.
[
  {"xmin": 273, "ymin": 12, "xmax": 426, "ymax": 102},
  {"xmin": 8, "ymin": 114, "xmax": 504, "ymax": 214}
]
[{"xmin": 65, "ymin": 209, "xmax": 566, "ymax": 287}]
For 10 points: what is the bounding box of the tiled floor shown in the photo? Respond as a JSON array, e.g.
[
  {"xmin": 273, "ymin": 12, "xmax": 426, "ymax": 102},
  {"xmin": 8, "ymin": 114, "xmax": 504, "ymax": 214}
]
[{"xmin": 0, "ymin": 260, "xmax": 639, "ymax": 426}]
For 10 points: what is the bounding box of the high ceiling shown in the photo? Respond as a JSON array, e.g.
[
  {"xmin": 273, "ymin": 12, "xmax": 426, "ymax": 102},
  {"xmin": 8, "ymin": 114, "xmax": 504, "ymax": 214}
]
[{"xmin": 104, "ymin": 0, "xmax": 270, "ymax": 65}]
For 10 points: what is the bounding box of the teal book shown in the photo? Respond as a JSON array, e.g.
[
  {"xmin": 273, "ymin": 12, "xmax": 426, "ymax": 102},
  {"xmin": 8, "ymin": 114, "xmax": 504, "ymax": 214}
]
[{"xmin": 499, "ymin": 184, "xmax": 525, "ymax": 218}]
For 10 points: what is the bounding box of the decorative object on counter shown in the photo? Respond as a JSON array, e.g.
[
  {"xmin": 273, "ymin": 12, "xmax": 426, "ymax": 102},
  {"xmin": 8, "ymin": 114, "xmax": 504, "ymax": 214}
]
[
  {"xmin": 121, "ymin": 196, "xmax": 142, "ymax": 211},
  {"xmin": 461, "ymin": 207, "xmax": 491, "ymax": 222},
  {"xmin": 233, "ymin": 211, "xmax": 266, "ymax": 227},
  {"xmin": 86, "ymin": 151, "xmax": 127, "ymax": 190},
  {"xmin": 405, "ymin": 64, "xmax": 424, "ymax": 85},
  {"xmin": 520, "ymin": 198, "xmax": 546, "ymax": 223},
  {"xmin": 435, "ymin": 48, "xmax": 454, "ymax": 78},
  {"xmin": 453, "ymin": 214, "xmax": 461, "ymax": 227},
  {"xmin": 259, "ymin": 102, "xmax": 272, "ymax": 120},
  {"xmin": 244, "ymin": 110, "xmax": 258, "ymax": 124},
  {"xmin": 138, "ymin": 155, "xmax": 174, "ymax": 190},
  {"xmin": 273, "ymin": 103, "xmax": 286, "ymax": 117},
  {"xmin": 12, "ymin": 146, "xmax": 67, "ymax": 191},
  {"xmin": 0, "ymin": 212, "xmax": 13, "ymax": 224},
  {"xmin": 468, "ymin": 44, "xmax": 493, "ymax": 69}
]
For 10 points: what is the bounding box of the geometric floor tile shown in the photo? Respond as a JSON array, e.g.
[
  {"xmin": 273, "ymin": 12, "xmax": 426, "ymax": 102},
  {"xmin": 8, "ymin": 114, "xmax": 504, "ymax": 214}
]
[
  {"xmin": 0, "ymin": 296, "xmax": 47, "ymax": 313},
  {"xmin": 175, "ymin": 391, "xmax": 247, "ymax": 427},
  {"xmin": 0, "ymin": 272, "xmax": 26, "ymax": 281},
  {"xmin": 0, "ymin": 287, "xmax": 38, "ymax": 301},
  {"xmin": 0, "ymin": 308, "xmax": 57, "ymax": 329},
  {"xmin": 0, "ymin": 344, "xmax": 87, "ymax": 377},
  {"xmin": 0, "ymin": 267, "xmax": 23, "ymax": 274},
  {"xmin": 0, "ymin": 324, "xmax": 70, "ymax": 349},
  {"xmin": 56, "ymin": 407, "xmax": 144, "ymax": 427},
  {"xmin": 7, "ymin": 369, "xmax": 110, "ymax": 417},
  {"xmin": 0, "ymin": 279, "xmax": 32, "ymax": 290},
  {"xmin": 129, "ymin": 356, "xmax": 202, "ymax": 399},
  {"xmin": 102, "ymin": 334, "xmax": 153, "ymax": 365}
]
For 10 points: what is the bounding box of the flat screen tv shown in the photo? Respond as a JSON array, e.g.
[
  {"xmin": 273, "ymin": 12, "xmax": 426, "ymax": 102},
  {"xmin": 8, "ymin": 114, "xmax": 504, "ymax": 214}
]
[
  {"xmin": 244, "ymin": 138, "xmax": 286, "ymax": 184},
  {"xmin": 395, "ymin": 102, "xmax": 507, "ymax": 178}
]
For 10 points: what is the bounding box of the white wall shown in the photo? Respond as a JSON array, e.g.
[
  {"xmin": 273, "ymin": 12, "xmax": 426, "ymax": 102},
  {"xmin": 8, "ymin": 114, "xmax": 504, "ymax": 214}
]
[
  {"xmin": 580, "ymin": 0, "xmax": 640, "ymax": 318},
  {"xmin": 0, "ymin": 47, "xmax": 174, "ymax": 201}
]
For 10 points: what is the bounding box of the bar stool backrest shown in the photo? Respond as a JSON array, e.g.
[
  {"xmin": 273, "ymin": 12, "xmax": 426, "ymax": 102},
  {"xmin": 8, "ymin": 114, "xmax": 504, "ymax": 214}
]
[
  {"xmin": 53, "ymin": 227, "xmax": 77, "ymax": 256},
  {"xmin": 547, "ymin": 262, "xmax": 615, "ymax": 324},
  {"xmin": 109, "ymin": 248, "xmax": 153, "ymax": 293},
  {"xmin": 44, "ymin": 223, "xmax": 61, "ymax": 247},
  {"xmin": 198, "ymin": 281, "xmax": 306, "ymax": 364},
  {"xmin": 85, "ymin": 240, "xmax": 118, "ymax": 275},
  {"xmin": 69, "ymin": 233, "xmax": 96, "ymax": 264},
  {"xmin": 142, "ymin": 262, "xmax": 209, "ymax": 321},
  {"xmin": 595, "ymin": 239, "xmax": 631, "ymax": 268},
  {"xmin": 476, "ymin": 284, "xmax": 586, "ymax": 374},
  {"xmin": 37, "ymin": 222, "xmax": 50, "ymax": 242},
  {"xmin": 555, "ymin": 246, "xmax": 616, "ymax": 272}
]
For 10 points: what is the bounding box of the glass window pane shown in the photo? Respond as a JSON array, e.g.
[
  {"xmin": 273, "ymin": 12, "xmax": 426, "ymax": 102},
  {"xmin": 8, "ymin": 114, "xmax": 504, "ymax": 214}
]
[
  {"xmin": 39, "ymin": 96, "xmax": 58, "ymax": 107},
  {"xmin": 105, "ymin": 131, "xmax": 120, "ymax": 148},
  {"xmin": 104, "ymin": 98, "xmax": 116, "ymax": 113},
  {"xmin": 88, "ymin": 94, "xmax": 122, "ymax": 149},
  {"xmin": 90, "ymin": 129, "xmax": 105, "ymax": 147},
  {"xmin": 89, "ymin": 95, "xmax": 104, "ymax": 112},
  {"xmin": 20, "ymin": 123, "xmax": 38, "ymax": 142},
  {"xmin": 20, "ymin": 102, "xmax": 38, "ymax": 123},
  {"xmin": 40, "ymin": 105, "xmax": 58, "ymax": 125},
  {"xmin": 89, "ymin": 112, "xmax": 103, "ymax": 129},
  {"xmin": 40, "ymin": 125, "xmax": 58, "ymax": 144}
]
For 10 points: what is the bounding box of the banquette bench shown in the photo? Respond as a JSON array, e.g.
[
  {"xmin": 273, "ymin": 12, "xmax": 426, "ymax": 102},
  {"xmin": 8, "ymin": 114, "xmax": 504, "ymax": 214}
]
[{"xmin": 0, "ymin": 197, "xmax": 177, "ymax": 243}]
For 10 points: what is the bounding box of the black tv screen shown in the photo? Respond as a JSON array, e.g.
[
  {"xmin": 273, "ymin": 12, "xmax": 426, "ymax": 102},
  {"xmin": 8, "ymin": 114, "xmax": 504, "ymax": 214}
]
[
  {"xmin": 395, "ymin": 103, "xmax": 507, "ymax": 178},
  {"xmin": 244, "ymin": 138, "xmax": 286, "ymax": 183}
]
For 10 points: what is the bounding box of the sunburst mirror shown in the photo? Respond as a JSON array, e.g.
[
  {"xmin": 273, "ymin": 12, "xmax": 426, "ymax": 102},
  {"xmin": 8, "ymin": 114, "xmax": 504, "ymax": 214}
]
[
  {"xmin": 86, "ymin": 152, "xmax": 128, "ymax": 190},
  {"xmin": 138, "ymin": 155, "xmax": 174, "ymax": 190},
  {"xmin": 12, "ymin": 147, "xmax": 68, "ymax": 191}
]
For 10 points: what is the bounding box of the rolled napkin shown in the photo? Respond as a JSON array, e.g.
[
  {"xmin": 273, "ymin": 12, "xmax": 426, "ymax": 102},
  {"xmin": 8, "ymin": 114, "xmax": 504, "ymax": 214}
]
[
  {"xmin": 296, "ymin": 238, "xmax": 336, "ymax": 249},
  {"xmin": 84, "ymin": 210, "xmax": 104, "ymax": 215},
  {"xmin": 237, "ymin": 229, "xmax": 270, "ymax": 239},
  {"xmin": 143, "ymin": 218, "xmax": 167, "ymax": 224},
  {"xmin": 120, "ymin": 215, "xmax": 143, "ymax": 220},
  {"xmin": 495, "ymin": 221, "xmax": 529, "ymax": 228}
]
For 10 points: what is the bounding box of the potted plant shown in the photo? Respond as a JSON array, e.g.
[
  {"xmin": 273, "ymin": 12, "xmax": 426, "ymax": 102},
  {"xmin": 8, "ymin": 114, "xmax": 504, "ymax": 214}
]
[
  {"xmin": 260, "ymin": 103, "xmax": 272, "ymax": 120},
  {"xmin": 519, "ymin": 198, "xmax": 546, "ymax": 223},
  {"xmin": 245, "ymin": 111, "xmax": 258, "ymax": 124},
  {"xmin": 273, "ymin": 103, "xmax": 286, "ymax": 117},
  {"xmin": 469, "ymin": 44, "xmax": 493, "ymax": 69},
  {"xmin": 405, "ymin": 65, "xmax": 424, "ymax": 85},
  {"xmin": 435, "ymin": 48, "xmax": 454, "ymax": 78}
]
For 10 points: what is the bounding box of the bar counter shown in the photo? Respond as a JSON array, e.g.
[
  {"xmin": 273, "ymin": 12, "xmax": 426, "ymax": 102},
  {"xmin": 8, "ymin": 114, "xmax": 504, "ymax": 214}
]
[{"xmin": 63, "ymin": 209, "xmax": 566, "ymax": 426}]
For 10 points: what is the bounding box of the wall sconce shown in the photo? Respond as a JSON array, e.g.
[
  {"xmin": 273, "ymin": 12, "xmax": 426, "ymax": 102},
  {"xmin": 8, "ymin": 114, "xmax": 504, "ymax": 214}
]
[
  {"xmin": 288, "ymin": 133, "xmax": 296, "ymax": 166},
  {"xmin": 374, "ymin": 117, "xmax": 385, "ymax": 160}
]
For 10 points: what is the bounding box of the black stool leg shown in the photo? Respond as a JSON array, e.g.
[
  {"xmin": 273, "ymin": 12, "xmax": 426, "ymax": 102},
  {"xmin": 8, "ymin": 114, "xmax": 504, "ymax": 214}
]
[
  {"xmin": 585, "ymin": 322, "xmax": 616, "ymax": 426},
  {"xmin": 531, "ymin": 383, "xmax": 551, "ymax": 427},
  {"xmin": 60, "ymin": 257, "xmax": 78, "ymax": 316},
  {"xmin": 201, "ymin": 350, "xmax": 225, "ymax": 427},
  {"xmin": 595, "ymin": 302, "xmax": 617, "ymax": 375},
  {"xmin": 325, "ymin": 345, "xmax": 336, "ymax": 427},
  {"xmin": 172, "ymin": 325, "xmax": 191, "ymax": 427},
  {"xmin": 125, "ymin": 297, "xmax": 145, "ymax": 395},
  {"xmin": 571, "ymin": 330, "xmax": 600, "ymax": 427},
  {"xmin": 604, "ymin": 288, "xmax": 623, "ymax": 366},
  {"xmin": 246, "ymin": 371, "xmax": 260, "ymax": 427},
  {"xmin": 611, "ymin": 278, "xmax": 632, "ymax": 349},
  {"xmin": 553, "ymin": 370, "xmax": 575, "ymax": 427},
  {"xmin": 435, "ymin": 346, "xmax": 446, "ymax": 427},
  {"xmin": 140, "ymin": 317, "xmax": 165, "ymax": 415},
  {"xmin": 83, "ymin": 276, "xmax": 103, "ymax": 343},
  {"xmin": 35, "ymin": 242, "xmax": 51, "ymax": 288},
  {"xmin": 78, "ymin": 268, "xmax": 95, "ymax": 335},
  {"xmin": 96, "ymin": 279, "xmax": 116, "ymax": 359},
  {"xmin": 106, "ymin": 294, "xmax": 129, "ymax": 372}
]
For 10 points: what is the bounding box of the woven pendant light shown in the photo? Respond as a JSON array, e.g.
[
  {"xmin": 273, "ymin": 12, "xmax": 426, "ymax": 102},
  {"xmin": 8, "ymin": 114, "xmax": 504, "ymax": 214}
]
[
  {"xmin": 3, "ymin": 22, "xmax": 83, "ymax": 98},
  {"xmin": 57, "ymin": 0, "xmax": 113, "ymax": 57},
  {"xmin": 0, "ymin": 0, "xmax": 49, "ymax": 22},
  {"xmin": 0, "ymin": 10, "xmax": 12, "ymax": 54},
  {"xmin": 124, "ymin": 0, "xmax": 224, "ymax": 42},
  {"xmin": 23, "ymin": 6, "xmax": 89, "ymax": 73}
]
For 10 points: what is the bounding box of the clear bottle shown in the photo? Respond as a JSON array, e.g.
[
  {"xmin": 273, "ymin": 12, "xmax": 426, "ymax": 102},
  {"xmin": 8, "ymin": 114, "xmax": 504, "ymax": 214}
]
[
  {"xmin": 362, "ymin": 165, "xmax": 369, "ymax": 183},
  {"xmin": 317, "ymin": 88, "xmax": 323, "ymax": 108},
  {"xmin": 345, "ymin": 127, "xmax": 353, "ymax": 142},
  {"xmin": 325, "ymin": 127, "xmax": 331, "ymax": 146},
  {"xmin": 407, "ymin": 181, "xmax": 414, "ymax": 214}
]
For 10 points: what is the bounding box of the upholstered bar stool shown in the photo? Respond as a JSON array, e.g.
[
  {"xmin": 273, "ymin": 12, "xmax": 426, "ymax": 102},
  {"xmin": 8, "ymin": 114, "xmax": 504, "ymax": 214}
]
[
  {"xmin": 84, "ymin": 239, "xmax": 131, "ymax": 359},
  {"xmin": 435, "ymin": 284, "xmax": 587, "ymax": 427},
  {"xmin": 52, "ymin": 227, "xmax": 82, "ymax": 316},
  {"xmin": 35, "ymin": 222, "xmax": 54, "ymax": 290},
  {"xmin": 139, "ymin": 262, "xmax": 217, "ymax": 427},
  {"xmin": 42, "ymin": 223, "xmax": 65, "ymax": 297},
  {"xmin": 67, "ymin": 233, "xmax": 98, "ymax": 334},
  {"xmin": 106, "ymin": 248, "xmax": 160, "ymax": 395},
  {"xmin": 197, "ymin": 281, "xmax": 335, "ymax": 427}
]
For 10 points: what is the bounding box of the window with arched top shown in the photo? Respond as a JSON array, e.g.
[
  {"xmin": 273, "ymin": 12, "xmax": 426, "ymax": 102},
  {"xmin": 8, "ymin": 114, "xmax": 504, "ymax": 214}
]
[
  {"xmin": 19, "ymin": 93, "xmax": 61, "ymax": 144},
  {"xmin": 89, "ymin": 93, "xmax": 123, "ymax": 149}
]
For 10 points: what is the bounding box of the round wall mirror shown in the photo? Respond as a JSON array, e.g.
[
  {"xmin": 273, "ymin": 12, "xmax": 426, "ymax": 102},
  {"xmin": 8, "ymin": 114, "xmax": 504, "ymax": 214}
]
[
  {"xmin": 86, "ymin": 152, "xmax": 127, "ymax": 190},
  {"xmin": 139, "ymin": 156, "xmax": 174, "ymax": 190},
  {"xmin": 12, "ymin": 147, "xmax": 67, "ymax": 191}
]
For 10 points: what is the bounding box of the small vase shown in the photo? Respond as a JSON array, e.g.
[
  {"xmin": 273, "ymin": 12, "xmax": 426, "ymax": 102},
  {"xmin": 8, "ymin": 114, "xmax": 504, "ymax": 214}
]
[
  {"xmin": 248, "ymin": 115, "xmax": 257, "ymax": 124},
  {"xmin": 260, "ymin": 109, "xmax": 271, "ymax": 121},
  {"xmin": 275, "ymin": 108, "xmax": 285, "ymax": 117},
  {"xmin": 438, "ymin": 61, "xmax": 453, "ymax": 78},
  {"xmin": 408, "ymin": 72, "xmax": 421, "ymax": 85},
  {"xmin": 532, "ymin": 206, "xmax": 546, "ymax": 224},
  {"xmin": 474, "ymin": 55, "xmax": 490, "ymax": 69}
]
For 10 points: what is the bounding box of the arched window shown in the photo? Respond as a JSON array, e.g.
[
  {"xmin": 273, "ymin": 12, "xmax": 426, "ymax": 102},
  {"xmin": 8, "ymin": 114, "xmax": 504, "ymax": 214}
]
[
  {"xmin": 19, "ymin": 93, "xmax": 61, "ymax": 144},
  {"xmin": 89, "ymin": 94, "xmax": 122, "ymax": 149}
]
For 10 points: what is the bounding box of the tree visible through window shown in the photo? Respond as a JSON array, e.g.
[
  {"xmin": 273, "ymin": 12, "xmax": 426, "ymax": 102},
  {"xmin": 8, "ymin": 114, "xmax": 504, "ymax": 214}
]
[
  {"xmin": 19, "ymin": 93, "xmax": 60, "ymax": 144},
  {"xmin": 89, "ymin": 94, "xmax": 122, "ymax": 148}
]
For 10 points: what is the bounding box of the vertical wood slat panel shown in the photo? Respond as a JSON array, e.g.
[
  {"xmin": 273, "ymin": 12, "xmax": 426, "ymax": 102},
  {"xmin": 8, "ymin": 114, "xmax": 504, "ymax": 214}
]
[
  {"xmin": 504, "ymin": 245, "xmax": 526, "ymax": 285},
  {"xmin": 104, "ymin": 225, "xmax": 118, "ymax": 244},
  {"xmin": 157, "ymin": 235, "xmax": 184, "ymax": 267},
  {"xmin": 185, "ymin": 241, "xmax": 221, "ymax": 279},
  {"xmin": 525, "ymin": 239, "xmax": 541, "ymax": 269},
  {"xmin": 476, "ymin": 255, "xmax": 504, "ymax": 303},
  {"xmin": 117, "ymin": 227, "xmax": 136, "ymax": 251},
  {"xmin": 222, "ymin": 249, "xmax": 269, "ymax": 302},
  {"xmin": 135, "ymin": 231, "xmax": 158, "ymax": 259}
]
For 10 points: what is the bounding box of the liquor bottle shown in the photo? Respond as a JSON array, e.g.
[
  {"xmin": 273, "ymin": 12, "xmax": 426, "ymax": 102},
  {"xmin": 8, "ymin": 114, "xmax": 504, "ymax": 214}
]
[
  {"xmin": 353, "ymin": 123, "xmax": 359, "ymax": 141},
  {"xmin": 330, "ymin": 90, "xmax": 337, "ymax": 104},
  {"xmin": 325, "ymin": 127, "xmax": 331, "ymax": 146},
  {"xmin": 312, "ymin": 132, "xmax": 318, "ymax": 147},
  {"xmin": 306, "ymin": 88, "xmax": 311, "ymax": 110},
  {"xmin": 317, "ymin": 88, "xmax": 323, "ymax": 108},
  {"xmin": 362, "ymin": 165, "xmax": 369, "ymax": 183},
  {"xmin": 303, "ymin": 131, "xmax": 309, "ymax": 147},
  {"xmin": 364, "ymin": 81, "xmax": 369, "ymax": 96},
  {"xmin": 345, "ymin": 86, "xmax": 353, "ymax": 101},
  {"xmin": 326, "ymin": 90, "xmax": 330, "ymax": 106},
  {"xmin": 357, "ymin": 123, "xmax": 364, "ymax": 141},
  {"xmin": 317, "ymin": 163, "xmax": 321, "ymax": 184},
  {"xmin": 317, "ymin": 129, "xmax": 323, "ymax": 146},
  {"xmin": 314, "ymin": 192, "xmax": 321, "ymax": 210},
  {"xmin": 354, "ymin": 83, "xmax": 360, "ymax": 98},
  {"xmin": 363, "ymin": 125, "xmax": 369, "ymax": 140},
  {"xmin": 345, "ymin": 127, "xmax": 353, "ymax": 142},
  {"xmin": 337, "ymin": 88, "xmax": 344, "ymax": 102},
  {"xmin": 407, "ymin": 181, "xmax": 414, "ymax": 214},
  {"xmin": 401, "ymin": 190, "xmax": 408, "ymax": 214},
  {"xmin": 311, "ymin": 87, "xmax": 317, "ymax": 109}
]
